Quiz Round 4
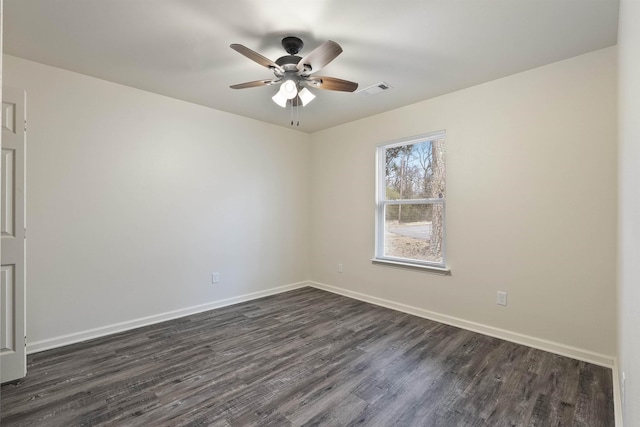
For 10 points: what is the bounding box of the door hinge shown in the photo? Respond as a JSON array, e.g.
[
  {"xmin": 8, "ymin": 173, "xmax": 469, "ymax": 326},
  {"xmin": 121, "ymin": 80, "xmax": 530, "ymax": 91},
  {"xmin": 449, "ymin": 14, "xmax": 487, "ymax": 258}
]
[
  {"xmin": 24, "ymin": 336, "xmax": 27, "ymax": 347},
  {"xmin": 24, "ymin": 120, "xmax": 27, "ymax": 132}
]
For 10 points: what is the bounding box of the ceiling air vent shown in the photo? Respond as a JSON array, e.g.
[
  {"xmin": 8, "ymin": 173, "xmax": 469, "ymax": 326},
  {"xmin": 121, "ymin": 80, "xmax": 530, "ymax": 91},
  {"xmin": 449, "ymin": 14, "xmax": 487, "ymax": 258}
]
[{"xmin": 358, "ymin": 82, "xmax": 391, "ymax": 97}]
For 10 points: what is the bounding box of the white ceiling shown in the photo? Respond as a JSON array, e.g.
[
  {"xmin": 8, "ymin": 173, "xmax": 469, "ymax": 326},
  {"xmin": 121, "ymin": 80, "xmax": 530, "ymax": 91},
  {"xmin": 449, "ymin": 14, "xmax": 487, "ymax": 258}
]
[{"xmin": 4, "ymin": 0, "xmax": 619, "ymax": 133}]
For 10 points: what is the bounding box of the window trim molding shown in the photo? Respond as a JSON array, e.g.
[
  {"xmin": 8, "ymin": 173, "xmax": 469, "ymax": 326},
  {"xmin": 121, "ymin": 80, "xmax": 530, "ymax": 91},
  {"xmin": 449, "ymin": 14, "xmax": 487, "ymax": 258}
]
[
  {"xmin": 374, "ymin": 131, "xmax": 447, "ymax": 270},
  {"xmin": 370, "ymin": 258, "xmax": 451, "ymax": 275}
]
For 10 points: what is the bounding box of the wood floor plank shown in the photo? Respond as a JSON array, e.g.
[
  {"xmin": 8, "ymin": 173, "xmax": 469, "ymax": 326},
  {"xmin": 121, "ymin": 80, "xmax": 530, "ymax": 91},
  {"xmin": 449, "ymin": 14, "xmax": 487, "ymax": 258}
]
[{"xmin": 0, "ymin": 287, "xmax": 614, "ymax": 426}]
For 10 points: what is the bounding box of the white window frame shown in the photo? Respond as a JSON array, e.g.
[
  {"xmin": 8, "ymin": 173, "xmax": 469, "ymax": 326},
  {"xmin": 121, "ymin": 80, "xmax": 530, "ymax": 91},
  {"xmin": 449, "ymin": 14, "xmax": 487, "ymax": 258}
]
[{"xmin": 374, "ymin": 131, "xmax": 448, "ymax": 272}]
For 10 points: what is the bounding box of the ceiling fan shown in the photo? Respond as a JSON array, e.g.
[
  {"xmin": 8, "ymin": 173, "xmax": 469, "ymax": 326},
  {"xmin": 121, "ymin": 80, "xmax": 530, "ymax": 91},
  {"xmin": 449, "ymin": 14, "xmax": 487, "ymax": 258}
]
[{"xmin": 229, "ymin": 36, "xmax": 358, "ymax": 111}]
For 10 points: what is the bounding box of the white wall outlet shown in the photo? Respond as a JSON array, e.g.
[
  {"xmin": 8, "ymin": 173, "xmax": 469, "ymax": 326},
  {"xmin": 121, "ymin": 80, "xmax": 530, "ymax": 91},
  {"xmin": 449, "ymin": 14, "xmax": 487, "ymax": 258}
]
[
  {"xmin": 338, "ymin": 263, "xmax": 343, "ymax": 273},
  {"xmin": 212, "ymin": 272, "xmax": 220, "ymax": 284},
  {"xmin": 497, "ymin": 291, "xmax": 508, "ymax": 306}
]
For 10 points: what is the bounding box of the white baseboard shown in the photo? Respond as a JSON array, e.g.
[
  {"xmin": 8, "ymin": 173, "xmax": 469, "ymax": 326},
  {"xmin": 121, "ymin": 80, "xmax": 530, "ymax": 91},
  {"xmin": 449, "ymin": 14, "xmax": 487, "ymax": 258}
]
[
  {"xmin": 612, "ymin": 358, "xmax": 624, "ymax": 427},
  {"xmin": 28, "ymin": 279, "xmax": 621, "ymax": 424},
  {"xmin": 30, "ymin": 279, "xmax": 616, "ymax": 369},
  {"xmin": 309, "ymin": 281, "xmax": 616, "ymax": 369},
  {"xmin": 27, "ymin": 281, "xmax": 309, "ymax": 354}
]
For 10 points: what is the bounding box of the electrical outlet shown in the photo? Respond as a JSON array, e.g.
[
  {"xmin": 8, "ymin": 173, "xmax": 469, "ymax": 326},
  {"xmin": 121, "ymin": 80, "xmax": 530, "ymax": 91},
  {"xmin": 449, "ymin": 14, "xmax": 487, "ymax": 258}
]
[
  {"xmin": 212, "ymin": 272, "xmax": 220, "ymax": 284},
  {"xmin": 497, "ymin": 291, "xmax": 508, "ymax": 306},
  {"xmin": 338, "ymin": 263, "xmax": 343, "ymax": 273}
]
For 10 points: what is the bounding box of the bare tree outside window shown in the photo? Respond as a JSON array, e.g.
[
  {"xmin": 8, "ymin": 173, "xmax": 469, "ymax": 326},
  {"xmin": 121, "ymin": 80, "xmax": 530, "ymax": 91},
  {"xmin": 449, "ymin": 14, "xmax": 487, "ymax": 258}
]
[{"xmin": 376, "ymin": 134, "xmax": 446, "ymax": 267}]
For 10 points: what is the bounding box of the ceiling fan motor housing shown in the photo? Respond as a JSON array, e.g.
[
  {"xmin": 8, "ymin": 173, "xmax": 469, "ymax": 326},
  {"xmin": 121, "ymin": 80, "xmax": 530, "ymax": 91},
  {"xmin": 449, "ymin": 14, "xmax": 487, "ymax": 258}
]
[
  {"xmin": 275, "ymin": 55, "xmax": 302, "ymax": 72},
  {"xmin": 281, "ymin": 36, "xmax": 304, "ymax": 55}
]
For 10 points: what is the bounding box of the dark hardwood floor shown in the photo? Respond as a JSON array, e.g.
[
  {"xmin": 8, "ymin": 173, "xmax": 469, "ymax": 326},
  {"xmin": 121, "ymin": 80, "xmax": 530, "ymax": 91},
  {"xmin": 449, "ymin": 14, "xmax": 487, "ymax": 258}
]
[{"xmin": 1, "ymin": 287, "xmax": 614, "ymax": 426}]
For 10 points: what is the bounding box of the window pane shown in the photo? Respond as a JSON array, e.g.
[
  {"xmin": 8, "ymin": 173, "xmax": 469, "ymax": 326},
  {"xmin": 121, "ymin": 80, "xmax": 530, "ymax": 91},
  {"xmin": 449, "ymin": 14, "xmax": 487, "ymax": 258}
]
[
  {"xmin": 384, "ymin": 203, "xmax": 444, "ymax": 264},
  {"xmin": 385, "ymin": 139, "xmax": 446, "ymax": 200}
]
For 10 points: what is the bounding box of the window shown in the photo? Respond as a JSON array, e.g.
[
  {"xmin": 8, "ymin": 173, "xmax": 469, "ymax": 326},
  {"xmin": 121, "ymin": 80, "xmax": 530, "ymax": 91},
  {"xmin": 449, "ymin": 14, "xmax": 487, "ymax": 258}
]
[{"xmin": 375, "ymin": 132, "xmax": 446, "ymax": 269}]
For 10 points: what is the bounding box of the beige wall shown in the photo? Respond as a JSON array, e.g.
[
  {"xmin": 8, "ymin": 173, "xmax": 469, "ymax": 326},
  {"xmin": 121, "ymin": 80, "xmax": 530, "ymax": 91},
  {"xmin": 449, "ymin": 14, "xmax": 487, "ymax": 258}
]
[
  {"xmin": 4, "ymin": 55, "xmax": 311, "ymax": 348},
  {"xmin": 618, "ymin": 0, "xmax": 640, "ymax": 423},
  {"xmin": 310, "ymin": 47, "xmax": 617, "ymax": 358},
  {"xmin": 4, "ymin": 45, "xmax": 620, "ymax": 366}
]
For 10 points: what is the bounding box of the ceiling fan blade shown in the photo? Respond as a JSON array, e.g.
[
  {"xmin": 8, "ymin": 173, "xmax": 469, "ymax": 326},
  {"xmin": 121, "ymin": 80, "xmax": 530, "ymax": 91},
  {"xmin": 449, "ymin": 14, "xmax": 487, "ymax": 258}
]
[
  {"xmin": 297, "ymin": 40, "xmax": 343, "ymax": 74},
  {"xmin": 306, "ymin": 76, "xmax": 358, "ymax": 92},
  {"xmin": 230, "ymin": 79, "xmax": 277, "ymax": 89},
  {"xmin": 230, "ymin": 44, "xmax": 283, "ymax": 73}
]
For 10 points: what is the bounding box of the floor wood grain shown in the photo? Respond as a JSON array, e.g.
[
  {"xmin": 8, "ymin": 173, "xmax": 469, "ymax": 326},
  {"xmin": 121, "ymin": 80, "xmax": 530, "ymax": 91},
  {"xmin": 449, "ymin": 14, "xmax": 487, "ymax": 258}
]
[{"xmin": 0, "ymin": 287, "xmax": 614, "ymax": 426}]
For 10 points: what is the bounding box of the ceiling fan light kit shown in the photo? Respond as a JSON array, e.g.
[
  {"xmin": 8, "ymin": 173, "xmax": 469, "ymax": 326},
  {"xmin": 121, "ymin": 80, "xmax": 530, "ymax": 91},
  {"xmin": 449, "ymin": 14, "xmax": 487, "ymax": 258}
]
[
  {"xmin": 230, "ymin": 36, "xmax": 358, "ymax": 125},
  {"xmin": 271, "ymin": 90, "xmax": 288, "ymax": 107},
  {"xmin": 280, "ymin": 79, "xmax": 298, "ymax": 100},
  {"xmin": 297, "ymin": 87, "xmax": 316, "ymax": 106}
]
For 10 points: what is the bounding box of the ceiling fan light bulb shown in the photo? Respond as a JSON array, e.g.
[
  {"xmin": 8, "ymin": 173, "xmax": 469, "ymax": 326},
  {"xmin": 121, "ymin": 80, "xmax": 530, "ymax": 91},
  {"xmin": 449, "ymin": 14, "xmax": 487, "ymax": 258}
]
[
  {"xmin": 272, "ymin": 91, "xmax": 288, "ymax": 108},
  {"xmin": 298, "ymin": 88, "xmax": 316, "ymax": 106},
  {"xmin": 282, "ymin": 79, "xmax": 298, "ymax": 99}
]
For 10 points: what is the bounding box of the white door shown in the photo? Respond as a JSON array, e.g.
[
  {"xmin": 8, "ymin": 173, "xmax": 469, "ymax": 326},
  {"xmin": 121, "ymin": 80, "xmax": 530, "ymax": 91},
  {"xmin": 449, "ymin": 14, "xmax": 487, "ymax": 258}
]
[{"xmin": 1, "ymin": 87, "xmax": 26, "ymax": 383}]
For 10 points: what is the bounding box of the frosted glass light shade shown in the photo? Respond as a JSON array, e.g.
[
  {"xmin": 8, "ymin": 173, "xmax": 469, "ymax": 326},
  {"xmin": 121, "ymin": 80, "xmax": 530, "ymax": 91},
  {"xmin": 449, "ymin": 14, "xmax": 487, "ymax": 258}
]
[
  {"xmin": 298, "ymin": 88, "xmax": 316, "ymax": 106},
  {"xmin": 272, "ymin": 90, "xmax": 288, "ymax": 107},
  {"xmin": 281, "ymin": 80, "xmax": 298, "ymax": 99},
  {"xmin": 271, "ymin": 80, "xmax": 311, "ymax": 108}
]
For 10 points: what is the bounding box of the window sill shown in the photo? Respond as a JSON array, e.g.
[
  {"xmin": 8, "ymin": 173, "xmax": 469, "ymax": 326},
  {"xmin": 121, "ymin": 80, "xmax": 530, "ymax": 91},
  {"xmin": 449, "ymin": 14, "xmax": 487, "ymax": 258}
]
[{"xmin": 371, "ymin": 258, "xmax": 451, "ymax": 275}]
